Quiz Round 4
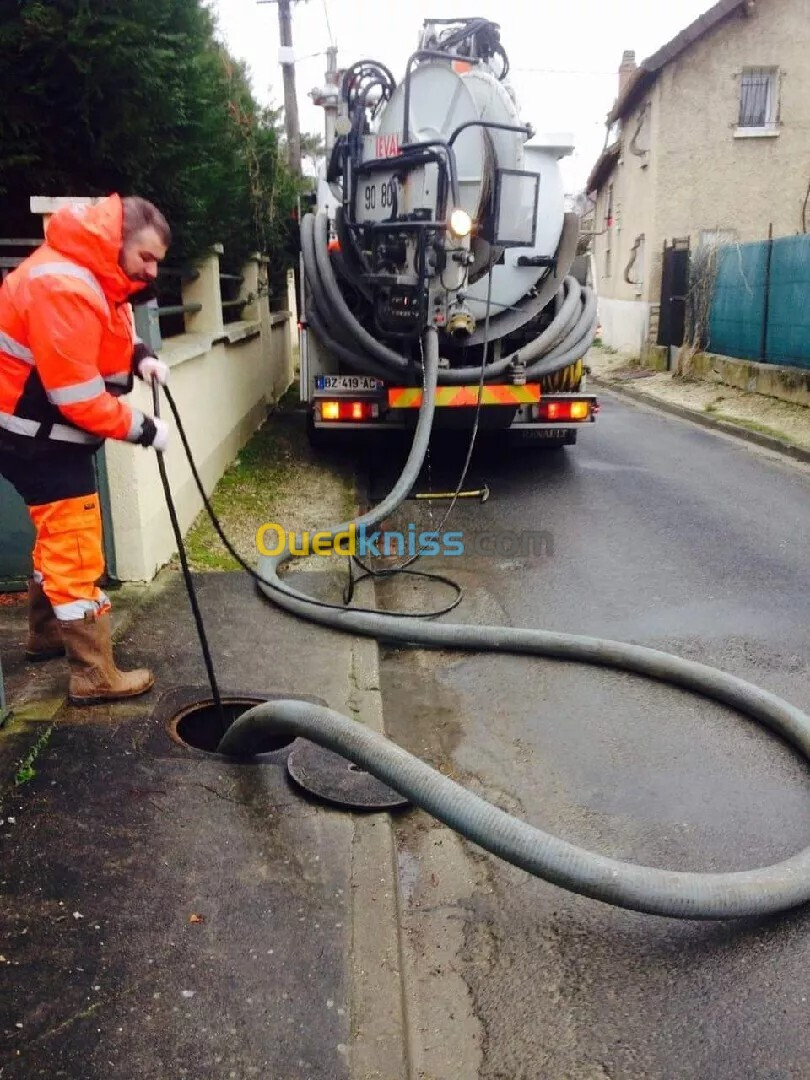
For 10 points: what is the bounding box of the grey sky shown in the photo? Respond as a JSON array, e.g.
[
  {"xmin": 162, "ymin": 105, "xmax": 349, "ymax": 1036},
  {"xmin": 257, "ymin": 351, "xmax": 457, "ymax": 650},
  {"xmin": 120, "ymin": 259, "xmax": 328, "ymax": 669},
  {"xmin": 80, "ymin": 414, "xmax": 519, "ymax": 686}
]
[{"xmin": 209, "ymin": 0, "xmax": 713, "ymax": 192}]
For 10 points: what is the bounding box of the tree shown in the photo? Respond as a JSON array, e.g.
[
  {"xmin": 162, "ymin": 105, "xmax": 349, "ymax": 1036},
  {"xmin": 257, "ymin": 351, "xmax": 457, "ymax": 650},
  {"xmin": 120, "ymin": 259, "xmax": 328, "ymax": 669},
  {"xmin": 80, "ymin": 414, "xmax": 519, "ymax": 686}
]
[
  {"xmin": 0, "ymin": 0, "xmax": 300, "ymax": 285},
  {"xmin": 299, "ymin": 131, "xmax": 326, "ymax": 174}
]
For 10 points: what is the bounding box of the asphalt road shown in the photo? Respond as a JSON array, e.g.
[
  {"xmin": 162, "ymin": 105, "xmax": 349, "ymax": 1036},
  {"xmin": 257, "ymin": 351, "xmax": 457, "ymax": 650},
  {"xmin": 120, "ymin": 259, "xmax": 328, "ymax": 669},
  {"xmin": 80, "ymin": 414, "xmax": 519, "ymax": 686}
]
[{"xmin": 363, "ymin": 393, "xmax": 810, "ymax": 1080}]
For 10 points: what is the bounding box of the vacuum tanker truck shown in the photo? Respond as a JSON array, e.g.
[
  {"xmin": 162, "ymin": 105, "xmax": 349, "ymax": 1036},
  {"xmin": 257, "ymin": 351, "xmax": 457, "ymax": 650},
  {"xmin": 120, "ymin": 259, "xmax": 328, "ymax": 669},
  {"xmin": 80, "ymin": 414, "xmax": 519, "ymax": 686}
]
[{"xmin": 299, "ymin": 17, "xmax": 598, "ymax": 447}]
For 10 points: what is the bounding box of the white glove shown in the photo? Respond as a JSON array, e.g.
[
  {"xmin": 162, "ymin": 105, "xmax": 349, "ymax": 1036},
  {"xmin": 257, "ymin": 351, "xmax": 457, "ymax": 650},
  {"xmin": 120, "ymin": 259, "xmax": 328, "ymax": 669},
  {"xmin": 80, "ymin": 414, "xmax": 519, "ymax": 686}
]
[
  {"xmin": 138, "ymin": 356, "xmax": 170, "ymax": 386},
  {"xmin": 151, "ymin": 417, "xmax": 170, "ymax": 452}
]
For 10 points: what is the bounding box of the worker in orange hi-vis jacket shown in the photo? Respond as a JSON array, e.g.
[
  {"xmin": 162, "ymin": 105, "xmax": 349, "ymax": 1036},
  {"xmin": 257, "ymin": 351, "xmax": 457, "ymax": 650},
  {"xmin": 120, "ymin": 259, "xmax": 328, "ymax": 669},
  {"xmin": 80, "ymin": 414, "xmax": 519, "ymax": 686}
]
[{"xmin": 0, "ymin": 194, "xmax": 172, "ymax": 706}]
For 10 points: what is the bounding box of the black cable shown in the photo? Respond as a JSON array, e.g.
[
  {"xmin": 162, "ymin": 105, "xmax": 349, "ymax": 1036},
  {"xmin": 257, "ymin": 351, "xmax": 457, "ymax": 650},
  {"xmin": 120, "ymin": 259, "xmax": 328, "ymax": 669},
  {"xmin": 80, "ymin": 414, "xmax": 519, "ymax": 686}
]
[
  {"xmin": 343, "ymin": 558, "xmax": 463, "ymax": 613},
  {"xmin": 160, "ymin": 386, "xmax": 463, "ymax": 621},
  {"xmin": 151, "ymin": 382, "xmax": 227, "ymax": 736},
  {"xmin": 348, "ymin": 264, "xmax": 496, "ymax": 586},
  {"xmin": 493, "ymin": 43, "xmax": 510, "ymax": 80}
]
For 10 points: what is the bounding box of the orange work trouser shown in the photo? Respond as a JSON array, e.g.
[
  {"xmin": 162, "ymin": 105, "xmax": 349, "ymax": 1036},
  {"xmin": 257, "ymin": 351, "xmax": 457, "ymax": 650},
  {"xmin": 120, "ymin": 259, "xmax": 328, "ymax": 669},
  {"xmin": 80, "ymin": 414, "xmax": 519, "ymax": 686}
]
[
  {"xmin": 27, "ymin": 494, "xmax": 110, "ymax": 620},
  {"xmin": 0, "ymin": 431, "xmax": 110, "ymax": 620}
]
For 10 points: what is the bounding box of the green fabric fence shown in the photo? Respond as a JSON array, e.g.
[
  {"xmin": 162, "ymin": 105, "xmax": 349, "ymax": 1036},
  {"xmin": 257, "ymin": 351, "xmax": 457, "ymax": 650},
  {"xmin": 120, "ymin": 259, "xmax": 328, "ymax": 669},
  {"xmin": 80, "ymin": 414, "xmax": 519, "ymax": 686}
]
[{"xmin": 707, "ymin": 234, "xmax": 810, "ymax": 370}]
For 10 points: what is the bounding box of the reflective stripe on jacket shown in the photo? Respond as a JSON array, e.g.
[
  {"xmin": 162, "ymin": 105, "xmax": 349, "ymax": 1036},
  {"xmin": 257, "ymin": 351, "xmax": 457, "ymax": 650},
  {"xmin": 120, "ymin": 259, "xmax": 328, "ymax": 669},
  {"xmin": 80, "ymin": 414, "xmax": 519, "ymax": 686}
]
[{"xmin": 0, "ymin": 195, "xmax": 147, "ymax": 444}]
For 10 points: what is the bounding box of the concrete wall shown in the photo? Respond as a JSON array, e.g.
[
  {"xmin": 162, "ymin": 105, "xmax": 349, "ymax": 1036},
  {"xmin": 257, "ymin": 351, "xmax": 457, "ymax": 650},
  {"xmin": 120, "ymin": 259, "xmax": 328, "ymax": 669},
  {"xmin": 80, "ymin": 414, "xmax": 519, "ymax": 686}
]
[
  {"xmin": 104, "ymin": 253, "xmax": 293, "ymax": 582},
  {"xmin": 681, "ymin": 348, "xmax": 810, "ymax": 406},
  {"xmin": 597, "ymin": 296, "xmax": 652, "ymax": 355}
]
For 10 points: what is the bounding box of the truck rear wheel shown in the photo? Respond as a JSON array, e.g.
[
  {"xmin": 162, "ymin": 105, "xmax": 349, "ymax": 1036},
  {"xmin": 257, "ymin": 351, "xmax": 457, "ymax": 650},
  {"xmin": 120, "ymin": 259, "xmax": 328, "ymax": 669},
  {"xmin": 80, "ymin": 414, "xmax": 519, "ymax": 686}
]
[{"xmin": 306, "ymin": 410, "xmax": 329, "ymax": 451}]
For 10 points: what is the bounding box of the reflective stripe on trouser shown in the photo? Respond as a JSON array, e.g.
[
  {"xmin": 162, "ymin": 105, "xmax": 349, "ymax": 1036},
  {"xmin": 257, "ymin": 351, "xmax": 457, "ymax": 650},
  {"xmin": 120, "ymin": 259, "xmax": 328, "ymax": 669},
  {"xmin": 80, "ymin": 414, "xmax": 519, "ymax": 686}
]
[{"xmin": 27, "ymin": 494, "xmax": 110, "ymax": 620}]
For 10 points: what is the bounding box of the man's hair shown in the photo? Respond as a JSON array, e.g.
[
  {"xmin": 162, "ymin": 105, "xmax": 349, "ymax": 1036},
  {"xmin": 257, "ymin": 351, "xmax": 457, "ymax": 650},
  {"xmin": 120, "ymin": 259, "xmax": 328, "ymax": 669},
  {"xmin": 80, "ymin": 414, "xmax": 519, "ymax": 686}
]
[{"xmin": 122, "ymin": 196, "xmax": 171, "ymax": 247}]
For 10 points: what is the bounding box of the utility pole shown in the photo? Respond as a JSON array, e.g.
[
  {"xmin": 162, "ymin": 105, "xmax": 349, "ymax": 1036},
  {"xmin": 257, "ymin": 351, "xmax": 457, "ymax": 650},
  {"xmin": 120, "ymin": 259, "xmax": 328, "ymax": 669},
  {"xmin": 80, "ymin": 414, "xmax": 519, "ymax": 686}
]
[{"xmin": 258, "ymin": 0, "xmax": 303, "ymax": 177}]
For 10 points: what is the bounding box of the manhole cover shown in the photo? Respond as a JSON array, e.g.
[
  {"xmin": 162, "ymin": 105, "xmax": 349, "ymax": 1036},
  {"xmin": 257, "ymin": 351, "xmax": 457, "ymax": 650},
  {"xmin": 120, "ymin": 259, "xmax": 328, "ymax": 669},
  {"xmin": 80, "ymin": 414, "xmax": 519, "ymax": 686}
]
[{"xmin": 287, "ymin": 741, "xmax": 410, "ymax": 811}]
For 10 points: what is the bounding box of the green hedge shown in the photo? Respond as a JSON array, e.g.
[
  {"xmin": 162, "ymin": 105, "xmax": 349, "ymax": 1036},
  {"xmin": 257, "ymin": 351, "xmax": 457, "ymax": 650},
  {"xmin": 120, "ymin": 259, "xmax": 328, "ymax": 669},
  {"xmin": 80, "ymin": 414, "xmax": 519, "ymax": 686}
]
[{"xmin": 0, "ymin": 0, "xmax": 299, "ymax": 288}]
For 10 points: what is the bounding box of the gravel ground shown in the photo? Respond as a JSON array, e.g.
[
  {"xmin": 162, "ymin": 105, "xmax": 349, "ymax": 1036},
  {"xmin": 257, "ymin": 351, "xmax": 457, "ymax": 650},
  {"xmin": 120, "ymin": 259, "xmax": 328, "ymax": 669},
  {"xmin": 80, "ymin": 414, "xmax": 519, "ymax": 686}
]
[{"xmin": 588, "ymin": 346, "xmax": 810, "ymax": 451}]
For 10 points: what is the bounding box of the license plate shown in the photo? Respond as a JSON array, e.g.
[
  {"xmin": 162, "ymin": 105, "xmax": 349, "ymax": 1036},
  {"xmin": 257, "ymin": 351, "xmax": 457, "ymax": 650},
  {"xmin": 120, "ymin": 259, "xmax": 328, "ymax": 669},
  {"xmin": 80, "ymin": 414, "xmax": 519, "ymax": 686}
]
[
  {"xmin": 356, "ymin": 173, "xmax": 403, "ymax": 223},
  {"xmin": 315, "ymin": 375, "xmax": 385, "ymax": 393}
]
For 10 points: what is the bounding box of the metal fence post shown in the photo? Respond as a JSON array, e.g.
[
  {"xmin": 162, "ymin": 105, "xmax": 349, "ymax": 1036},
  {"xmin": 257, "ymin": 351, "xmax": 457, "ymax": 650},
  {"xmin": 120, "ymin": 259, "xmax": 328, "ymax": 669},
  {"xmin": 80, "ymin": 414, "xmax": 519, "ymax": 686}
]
[
  {"xmin": 133, "ymin": 297, "xmax": 162, "ymax": 352},
  {"xmin": 761, "ymin": 222, "xmax": 774, "ymax": 363}
]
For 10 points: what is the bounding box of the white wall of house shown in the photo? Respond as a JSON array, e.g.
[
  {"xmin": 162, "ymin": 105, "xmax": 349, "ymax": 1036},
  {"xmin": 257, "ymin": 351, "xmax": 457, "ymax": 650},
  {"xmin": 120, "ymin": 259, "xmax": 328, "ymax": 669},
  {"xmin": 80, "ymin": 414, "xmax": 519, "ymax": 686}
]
[{"xmin": 597, "ymin": 297, "xmax": 652, "ymax": 355}]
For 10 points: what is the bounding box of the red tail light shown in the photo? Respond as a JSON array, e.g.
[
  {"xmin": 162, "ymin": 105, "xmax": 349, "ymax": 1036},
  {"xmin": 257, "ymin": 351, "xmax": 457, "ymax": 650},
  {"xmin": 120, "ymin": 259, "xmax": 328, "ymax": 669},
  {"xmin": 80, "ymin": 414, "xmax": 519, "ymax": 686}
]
[
  {"xmin": 536, "ymin": 400, "xmax": 591, "ymax": 422},
  {"xmin": 319, "ymin": 400, "xmax": 380, "ymax": 422}
]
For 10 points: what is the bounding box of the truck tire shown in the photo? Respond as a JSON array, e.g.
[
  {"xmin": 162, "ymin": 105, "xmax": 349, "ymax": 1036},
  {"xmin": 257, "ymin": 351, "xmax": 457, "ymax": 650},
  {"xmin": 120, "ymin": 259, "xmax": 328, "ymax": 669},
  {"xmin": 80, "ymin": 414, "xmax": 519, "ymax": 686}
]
[{"xmin": 306, "ymin": 410, "xmax": 329, "ymax": 451}]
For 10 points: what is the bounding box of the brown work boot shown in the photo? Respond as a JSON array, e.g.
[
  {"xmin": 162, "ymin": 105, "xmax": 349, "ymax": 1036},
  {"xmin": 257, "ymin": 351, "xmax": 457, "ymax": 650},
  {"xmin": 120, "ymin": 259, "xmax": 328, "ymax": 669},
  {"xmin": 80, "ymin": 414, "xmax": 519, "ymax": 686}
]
[
  {"xmin": 25, "ymin": 578, "xmax": 66, "ymax": 662},
  {"xmin": 60, "ymin": 611, "xmax": 154, "ymax": 706}
]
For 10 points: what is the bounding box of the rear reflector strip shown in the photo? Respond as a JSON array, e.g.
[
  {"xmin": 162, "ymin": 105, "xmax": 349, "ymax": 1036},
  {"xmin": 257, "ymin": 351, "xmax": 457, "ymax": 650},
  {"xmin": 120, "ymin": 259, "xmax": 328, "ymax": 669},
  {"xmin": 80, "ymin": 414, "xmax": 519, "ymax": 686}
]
[{"xmin": 389, "ymin": 384, "xmax": 541, "ymax": 408}]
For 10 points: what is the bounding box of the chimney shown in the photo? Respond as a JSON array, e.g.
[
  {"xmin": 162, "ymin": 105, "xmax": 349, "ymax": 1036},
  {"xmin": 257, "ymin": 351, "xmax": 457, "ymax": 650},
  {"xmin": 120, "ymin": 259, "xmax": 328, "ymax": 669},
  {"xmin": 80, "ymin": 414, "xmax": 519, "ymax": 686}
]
[{"xmin": 618, "ymin": 49, "xmax": 637, "ymax": 99}]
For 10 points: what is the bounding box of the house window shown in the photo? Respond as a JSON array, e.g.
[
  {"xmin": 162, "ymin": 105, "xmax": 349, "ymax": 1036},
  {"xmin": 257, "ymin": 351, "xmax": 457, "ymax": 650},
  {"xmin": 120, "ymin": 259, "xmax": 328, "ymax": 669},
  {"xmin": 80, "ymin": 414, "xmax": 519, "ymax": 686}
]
[{"xmin": 737, "ymin": 67, "xmax": 779, "ymax": 134}]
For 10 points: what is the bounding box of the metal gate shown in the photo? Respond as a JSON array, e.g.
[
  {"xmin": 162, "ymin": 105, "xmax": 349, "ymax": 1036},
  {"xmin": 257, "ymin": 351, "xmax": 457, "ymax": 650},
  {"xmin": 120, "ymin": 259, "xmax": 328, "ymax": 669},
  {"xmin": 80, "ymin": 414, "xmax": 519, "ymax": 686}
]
[
  {"xmin": 0, "ymin": 241, "xmax": 37, "ymax": 591},
  {"xmin": 657, "ymin": 239, "xmax": 690, "ymax": 348},
  {"xmin": 0, "ymin": 477, "xmax": 36, "ymax": 589}
]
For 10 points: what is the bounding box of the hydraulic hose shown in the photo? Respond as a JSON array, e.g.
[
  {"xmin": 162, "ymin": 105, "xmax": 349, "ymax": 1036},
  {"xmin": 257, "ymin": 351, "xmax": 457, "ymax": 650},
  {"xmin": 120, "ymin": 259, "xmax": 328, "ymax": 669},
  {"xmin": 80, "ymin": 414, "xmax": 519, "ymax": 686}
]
[
  {"xmin": 216, "ymin": 326, "xmax": 810, "ymax": 921},
  {"xmin": 301, "ymin": 214, "xmax": 390, "ymax": 379},
  {"xmin": 308, "ymin": 213, "xmax": 410, "ymax": 375},
  {"xmin": 301, "ymin": 211, "xmax": 597, "ymax": 384}
]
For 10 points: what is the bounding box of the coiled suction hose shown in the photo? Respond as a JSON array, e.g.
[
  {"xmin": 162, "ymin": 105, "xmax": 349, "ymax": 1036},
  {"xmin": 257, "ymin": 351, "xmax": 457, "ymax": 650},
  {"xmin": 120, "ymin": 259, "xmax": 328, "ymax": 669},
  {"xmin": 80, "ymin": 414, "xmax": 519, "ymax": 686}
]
[
  {"xmin": 300, "ymin": 211, "xmax": 598, "ymax": 383},
  {"xmin": 215, "ymin": 328, "xmax": 810, "ymax": 921}
]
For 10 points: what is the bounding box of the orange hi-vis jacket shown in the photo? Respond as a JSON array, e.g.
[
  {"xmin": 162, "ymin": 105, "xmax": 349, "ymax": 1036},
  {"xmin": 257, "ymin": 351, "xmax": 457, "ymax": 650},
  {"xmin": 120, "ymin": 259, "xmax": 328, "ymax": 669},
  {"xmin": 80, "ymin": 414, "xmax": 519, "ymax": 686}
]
[{"xmin": 0, "ymin": 195, "xmax": 149, "ymax": 447}]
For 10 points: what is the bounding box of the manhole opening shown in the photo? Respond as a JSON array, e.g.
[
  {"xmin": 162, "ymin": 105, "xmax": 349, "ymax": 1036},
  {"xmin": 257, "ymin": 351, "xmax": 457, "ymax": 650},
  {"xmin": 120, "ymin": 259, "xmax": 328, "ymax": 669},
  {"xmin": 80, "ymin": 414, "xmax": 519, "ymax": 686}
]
[{"xmin": 171, "ymin": 697, "xmax": 294, "ymax": 757}]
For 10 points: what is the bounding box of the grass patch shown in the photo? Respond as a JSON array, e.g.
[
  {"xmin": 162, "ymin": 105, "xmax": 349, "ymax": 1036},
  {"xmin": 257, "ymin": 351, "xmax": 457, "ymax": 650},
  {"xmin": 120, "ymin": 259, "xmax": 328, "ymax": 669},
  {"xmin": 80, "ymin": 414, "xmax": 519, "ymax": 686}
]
[
  {"xmin": 183, "ymin": 386, "xmax": 355, "ymax": 572},
  {"xmin": 183, "ymin": 419, "xmax": 292, "ymax": 571},
  {"xmin": 13, "ymin": 723, "xmax": 54, "ymax": 787},
  {"xmin": 711, "ymin": 412, "xmax": 799, "ymax": 446}
]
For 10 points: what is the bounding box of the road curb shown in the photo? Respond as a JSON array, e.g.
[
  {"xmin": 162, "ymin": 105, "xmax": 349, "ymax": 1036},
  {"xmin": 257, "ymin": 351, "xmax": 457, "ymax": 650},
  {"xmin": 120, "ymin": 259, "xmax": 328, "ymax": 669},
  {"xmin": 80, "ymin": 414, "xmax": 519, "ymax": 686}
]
[
  {"xmin": 348, "ymin": 634, "xmax": 411, "ymax": 1080},
  {"xmin": 592, "ymin": 376, "xmax": 810, "ymax": 466}
]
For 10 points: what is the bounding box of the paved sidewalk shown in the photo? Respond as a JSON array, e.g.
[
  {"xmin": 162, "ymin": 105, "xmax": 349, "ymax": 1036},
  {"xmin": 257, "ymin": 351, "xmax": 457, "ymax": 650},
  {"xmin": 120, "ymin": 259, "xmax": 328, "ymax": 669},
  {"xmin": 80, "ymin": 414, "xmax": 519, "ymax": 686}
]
[
  {"xmin": 0, "ymin": 570, "xmax": 407, "ymax": 1080},
  {"xmin": 588, "ymin": 346, "xmax": 810, "ymax": 463}
]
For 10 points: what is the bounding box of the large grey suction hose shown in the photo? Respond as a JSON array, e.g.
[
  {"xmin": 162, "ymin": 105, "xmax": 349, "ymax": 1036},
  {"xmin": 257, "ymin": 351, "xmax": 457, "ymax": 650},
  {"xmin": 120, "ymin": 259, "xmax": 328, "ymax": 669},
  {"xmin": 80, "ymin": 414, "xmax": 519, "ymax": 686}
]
[
  {"xmin": 221, "ymin": 327, "xmax": 810, "ymax": 921},
  {"xmin": 301, "ymin": 211, "xmax": 597, "ymax": 383}
]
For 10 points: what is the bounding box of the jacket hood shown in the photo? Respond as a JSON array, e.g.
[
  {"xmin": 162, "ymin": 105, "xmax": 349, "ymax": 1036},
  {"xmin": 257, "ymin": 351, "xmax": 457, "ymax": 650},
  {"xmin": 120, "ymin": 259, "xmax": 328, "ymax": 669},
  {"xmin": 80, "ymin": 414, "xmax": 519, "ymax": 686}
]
[{"xmin": 44, "ymin": 195, "xmax": 146, "ymax": 304}]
